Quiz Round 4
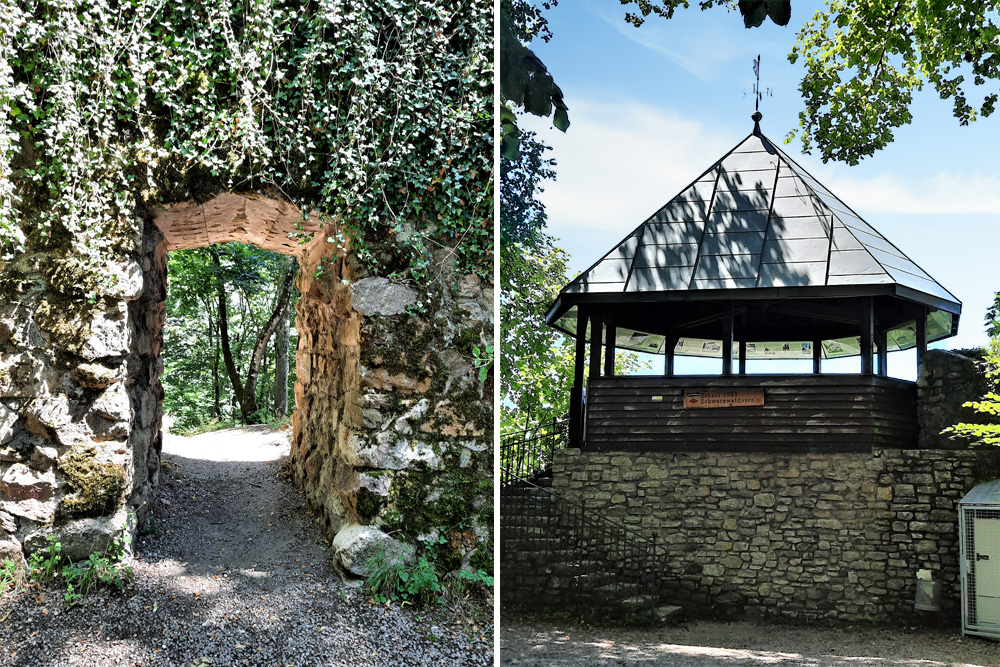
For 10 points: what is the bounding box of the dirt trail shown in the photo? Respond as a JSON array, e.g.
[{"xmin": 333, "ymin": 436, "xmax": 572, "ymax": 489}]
[
  {"xmin": 0, "ymin": 425, "xmax": 492, "ymax": 667},
  {"xmin": 501, "ymin": 619, "xmax": 1000, "ymax": 667},
  {"xmin": 151, "ymin": 424, "xmax": 324, "ymax": 575}
]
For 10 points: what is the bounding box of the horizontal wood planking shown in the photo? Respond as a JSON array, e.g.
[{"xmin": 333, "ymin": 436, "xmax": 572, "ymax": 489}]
[{"xmin": 584, "ymin": 374, "xmax": 916, "ymax": 453}]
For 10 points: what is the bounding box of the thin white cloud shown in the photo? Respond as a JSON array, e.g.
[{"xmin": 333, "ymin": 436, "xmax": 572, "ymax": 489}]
[
  {"xmin": 589, "ymin": 4, "xmax": 781, "ymax": 82},
  {"xmin": 519, "ymin": 98, "xmax": 1000, "ymax": 254},
  {"xmin": 596, "ymin": 12, "xmax": 714, "ymax": 80},
  {"xmin": 519, "ymin": 99, "xmax": 733, "ymax": 238},
  {"xmin": 822, "ymin": 172, "xmax": 1000, "ymax": 216}
]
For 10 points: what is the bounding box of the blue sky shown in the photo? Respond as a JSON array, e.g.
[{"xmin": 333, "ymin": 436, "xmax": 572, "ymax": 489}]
[{"xmin": 518, "ymin": 0, "xmax": 1000, "ymax": 379}]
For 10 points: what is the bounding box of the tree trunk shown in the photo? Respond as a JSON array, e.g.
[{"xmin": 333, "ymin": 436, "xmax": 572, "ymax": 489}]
[
  {"xmin": 212, "ymin": 247, "xmax": 255, "ymax": 421},
  {"xmin": 203, "ymin": 299, "xmax": 222, "ymax": 420},
  {"xmin": 274, "ymin": 294, "xmax": 290, "ymax": 418},
  {"xmin": 241, "ymin": 257, "xmax": 296, "ymax": 422},
  {"xmin": 213, "ymin": 335, "xmax": 222, "ymax": 420},
  {"xmin": 212, "ymin": 248, "xmax": 297, "ymax": 424}
]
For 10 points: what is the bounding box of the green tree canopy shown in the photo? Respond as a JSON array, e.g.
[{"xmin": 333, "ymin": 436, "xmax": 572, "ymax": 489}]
[
  {"xmin": 790, "ymin": 0, "xmax": 1000, "ymax": 164},
  {"xmin": 163, "ymin": 244, "xmax": 297, "ymax": 432},
  {"xmin": 2, "ymin": 0, "xmax": 492, "ymax": 280}
]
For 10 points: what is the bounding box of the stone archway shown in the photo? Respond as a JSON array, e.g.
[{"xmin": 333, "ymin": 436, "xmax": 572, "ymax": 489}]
[{"xmin": 0, "ymin": 192, "xmax": 493, "ymax": 574}]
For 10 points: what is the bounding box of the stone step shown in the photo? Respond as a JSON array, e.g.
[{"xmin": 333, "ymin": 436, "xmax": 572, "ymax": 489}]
[
  {"xmin": 596, "ymin": 581, "xmax": 642, "ymax": 598},
  {"xmin": 618, "ymin": 594, "xmax": 658, "ymax": 614},
  {"xmin": 654, "ymin": 604, "xmax": 684, "ymax": 625}
]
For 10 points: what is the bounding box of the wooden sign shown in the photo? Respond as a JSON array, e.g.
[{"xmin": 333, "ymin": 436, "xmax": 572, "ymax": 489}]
[{"xmin": 683, "ymin": 389, "xmax": 764, "ymax": 409}]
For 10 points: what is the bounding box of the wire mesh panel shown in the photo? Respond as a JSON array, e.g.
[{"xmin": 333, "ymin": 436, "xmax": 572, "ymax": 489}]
[
  {"xmin": 964, "ymin": 508, "xmax": 977, "ymax": 629},
  {"xmin": 961, "ymin": 500, "xmax": 1000, "ymax": 640}
]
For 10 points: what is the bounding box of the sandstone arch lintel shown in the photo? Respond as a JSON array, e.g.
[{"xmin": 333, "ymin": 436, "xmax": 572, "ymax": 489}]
[{"xmin": 151, "ymin": 192, "xmax": 328, "ymax": 255}]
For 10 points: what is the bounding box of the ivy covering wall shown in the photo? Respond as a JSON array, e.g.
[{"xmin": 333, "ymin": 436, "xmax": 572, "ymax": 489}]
[{"xmin": 1, "ymin": 0, "xmax": 493, "ymax": 281}]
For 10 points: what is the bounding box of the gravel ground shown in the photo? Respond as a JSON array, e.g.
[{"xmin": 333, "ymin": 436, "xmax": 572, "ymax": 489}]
[
  {"xmin": 501, "ymin": 618, "xmax": 1000, "ymax": 666},
  {"xmin": 0, "ymin": 425, "xmax": 493, "ymax": 667}
]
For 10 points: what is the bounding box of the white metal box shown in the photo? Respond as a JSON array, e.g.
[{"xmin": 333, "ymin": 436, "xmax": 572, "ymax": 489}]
[{"xmin": 959, "ymin": 479, "xmax": 1000, "ymax": 640}]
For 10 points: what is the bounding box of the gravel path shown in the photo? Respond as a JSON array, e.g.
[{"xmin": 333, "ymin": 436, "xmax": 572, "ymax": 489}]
[
  {"xmin": 0, "ymin": 425, "xmax": 493, "ymax": 667},
  {"xmin": 501, "ymin": 619, "xmax": 1000, "ymax": 666}
]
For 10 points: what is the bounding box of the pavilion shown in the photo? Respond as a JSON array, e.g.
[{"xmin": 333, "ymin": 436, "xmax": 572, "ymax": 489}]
[{"xmin": 545, "ymin": 113, "xmax": 961, "ymax": 453}]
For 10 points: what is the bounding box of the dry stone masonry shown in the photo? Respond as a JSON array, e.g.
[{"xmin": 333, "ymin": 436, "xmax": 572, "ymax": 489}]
[
  {"xmin": 0, "ymin": 193, "xmax": 493, "ymax": 576},
  {"xmin": 501, "ymin": 350, "xmax": 995, "ymax": 623}
]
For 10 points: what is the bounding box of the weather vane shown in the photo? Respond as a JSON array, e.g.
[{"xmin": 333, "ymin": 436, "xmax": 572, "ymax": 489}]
[{"xmin": 747, "ymin": 55, "xmax": 773, "ymax": 111}]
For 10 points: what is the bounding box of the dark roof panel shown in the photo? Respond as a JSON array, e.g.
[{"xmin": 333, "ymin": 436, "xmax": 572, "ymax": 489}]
[
  {"xmin": 547, "ymin": 121, "xmax": 961, "ymax": 355},
  {"xmin": 555, "ymin": 126, "xmax": 959, "ymax": 308}
]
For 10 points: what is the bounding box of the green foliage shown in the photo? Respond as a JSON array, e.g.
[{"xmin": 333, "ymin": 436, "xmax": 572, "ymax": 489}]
[
  {"xmin": 500, "ymin": 131, "xmax": 554, "ymax": 247},
  {"xmin": 986, "ymin": 292, "xmax": 1000, "ymax": 338},
  {"xmin": 499, "ymin": 1, "xmax": 567, "ymax": 160},
  {"xmin": 28, "ymin": 533, "xmax": 133, "ymax": 607},
  {"xmin": 163, "ymin": 244, "xmax": 295, "ymax": 432},
  {"xmin": 2, "ymin": 0, "xmax": 492, "ymax": 278},
  {"xmin": 614, "ymin": 0, "xmax": 790, "ymax": 28},
  {"xmin": 453, "ymin": 568, "xmax": 494, "ymax": 594},
  {"xmin": 946, "ymin": 337, "xmax": 1000, "ymax": 446},
  {"xmin": 0, "ymin": 558, "xmax": 24, "ymax": 596},
  {"xmin": 501, "ymin": 235, "xmax": 651, "ymax": 431},
  {"xmin": 365, "ymin": 546, "xmax": 442, "ymax": 607},
  {"xmin": 471, "ymin": 344, "xmax": 494, "ymax": 384},
  {"xmin": 363, "ymin": 533, "xmax": 493, "ymax": 608},
  {"xmin": 171, "ymin": 418, "xmax": 239, "ymax": 438},
  {"xmin": 790, "ymin": 1, "xmax": 1000, "ymax": 164},
  {"xmin": 947, "ymin": 294, "xmax": 1000, "ymax": 447}
]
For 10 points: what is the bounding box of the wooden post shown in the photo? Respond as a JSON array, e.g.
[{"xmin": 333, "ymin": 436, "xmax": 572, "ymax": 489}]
[
  {"xmin": 876, "ymin": 329, "xmax": 888, "ymax": 377},
  {"xmin": 589, "ymin": 314, "xmax": 602, "ymax": 381},
  {"xmin": 665, "ymin": 338, "xmax": 676, "ymax": 376},
  {"xmin": 812, "ymin": 339, "xmax": 822, "ymax": 375},
  {"xmin": 604, "ymin": 322, "xmax": 616, "ymax": 377},
  {"xmin": 916, "ymin": 306, "xmax": 928, "ymax": 371},
  {"xmin": 569, "ymin": 308, "xmax": 587, "ymax": 447},
  {"xmin": 738, "ymin": 341, "xmax": 747, "ymax": 375},
  {"xmin": 722, "ymin": 302, "xmax": 734, "ymax": 376},
  {"xmin": 860, "ymin": 297, "xmax": 874, "ymax": 375}
]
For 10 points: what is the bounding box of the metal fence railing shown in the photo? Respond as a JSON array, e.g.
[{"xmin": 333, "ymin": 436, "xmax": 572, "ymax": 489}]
[
  {"xmin": 499, "ymin": 417, "xmax": 568, "ymax": 486},
  {"xmin": 499, "ymin": 470, "xmax": 663, "ymax": 620}
]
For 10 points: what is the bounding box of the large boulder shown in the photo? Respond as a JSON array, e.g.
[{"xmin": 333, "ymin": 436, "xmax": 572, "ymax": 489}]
[
  {"xmin": 332, "ymin": 523, "xmax": 413, "ymax": 577},
  {"xmin": 22, "ymin": 508, "xmax": 133, "ymax": 560}
]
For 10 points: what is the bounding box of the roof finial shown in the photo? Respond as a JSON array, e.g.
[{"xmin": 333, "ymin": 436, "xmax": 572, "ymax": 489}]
[
  {"xmin": 753, "ymin": 55, "xmax": 761, "ymax": 112},
  {"xmin": 751, "ymin": 55, "xmax": 770, "ymax": 136}
]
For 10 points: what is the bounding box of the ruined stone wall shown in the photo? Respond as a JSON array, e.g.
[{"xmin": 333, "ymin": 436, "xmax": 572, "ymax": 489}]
[
  {"xmin": 501, "ymin": 350, "xmax": 993, "ymax": 623},
  {"xmin": 291, "ymin": 240, "xmax": 493, "ymax": 575},
  {"xmin": 0, "ymin": 216, "xmax": 164, "ymax": 561},
  {"xmin": 0, "ymin": 202, "xmax": 493, "ymax": 574}
]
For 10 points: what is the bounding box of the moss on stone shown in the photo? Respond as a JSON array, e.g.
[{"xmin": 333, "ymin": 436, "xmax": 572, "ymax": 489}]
[
  {"xmin": 381, "ymin": 454, "xmax": 491, "ymax": 568},
  {"xmin": 34, "ymin": 295, "xmax": 100, "ymax": 357},
  {"xmin": 354, "ymin": 486, "xmax": 386, "ymax": 523},
  {"xmin": 0, "ymin": 264, "xmax": 29, "ymax": 299},
  {"xmin": 469, "ymin": 536, "xmax": 492, "ymax": 572},
  {"xmin": 58, "ymin": 446, "xmax": 127, "ymax": 520},
  {"xmin": 452, "ymin": 325, "xmax": 481, "ymax": 356},
  {"xmin": 360, "ymin": 316, "xmax": 434, "ymax": 379},
  {"xmin": 449, "ymin": 385, "xmax": 492, "ymax": 437}
]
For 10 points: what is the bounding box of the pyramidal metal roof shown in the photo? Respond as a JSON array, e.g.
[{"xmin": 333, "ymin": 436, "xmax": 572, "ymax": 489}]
[
  {"xmin": 561, "ymin": 127, "xmax": 958, "ymax": 306},
  {"xmin": 545, "ymin": 118, "xmax": 961, "ymax": 358}
]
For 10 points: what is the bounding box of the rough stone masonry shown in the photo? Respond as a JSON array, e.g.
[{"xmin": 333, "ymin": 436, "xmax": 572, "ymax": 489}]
[{"xmin": 0, "ymin": 195, "xmax": 493, "ymax": 577}]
